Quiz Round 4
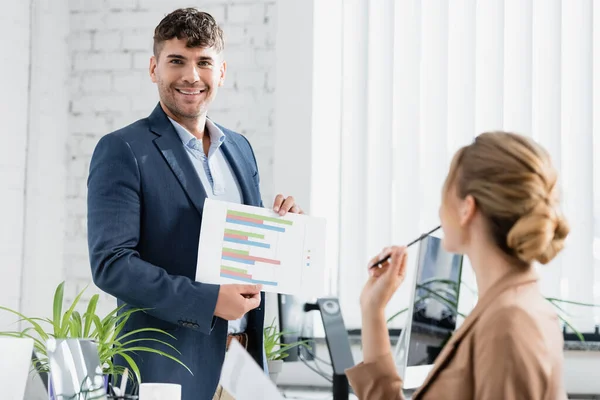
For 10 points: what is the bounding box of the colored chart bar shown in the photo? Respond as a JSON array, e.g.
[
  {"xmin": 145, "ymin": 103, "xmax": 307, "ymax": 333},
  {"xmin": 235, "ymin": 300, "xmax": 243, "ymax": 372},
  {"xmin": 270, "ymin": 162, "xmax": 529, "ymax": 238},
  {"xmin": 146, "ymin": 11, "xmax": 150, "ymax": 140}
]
[
  {"xmin": 220, "ymin": 272, "xmax": 278, "ymax": 286},
  {"xmin": 226, "ymin": 218, "xmax": 286, "ymax": 233},
  {"xmin": 222, "ymin": 255, "xmax": 255, "ymax": 265},
  {"xmin": 223, "ymin": 237, "xmax": 271, "ymax": 248},
  {"xmin": 224, "ymin": 228, "xmax": 264, "ymax": 239},
  {"xmin": 224, "ymin": 232, "xmax": 247, "ymax": 240},
  {"xmin": 227, "ymin": 210, "xmax": 294, "ymax": 226},
  {"xmin": 223, "ymin": 248, "xmax": 250, "ymax": 255},
  {"xmin": 220, "ymin": 270, "xmax": 252, "ymax": 279},
  {"xmin": 221, "ymin": 265, "xmax": 248, "ymax": 274},
  {"xmin": 222, "ymin": 251, "xmax": 281, "ymax": 265},
  {"xmin": 227, "ymin": 214, "xmax": 263, "ymax": 224}
]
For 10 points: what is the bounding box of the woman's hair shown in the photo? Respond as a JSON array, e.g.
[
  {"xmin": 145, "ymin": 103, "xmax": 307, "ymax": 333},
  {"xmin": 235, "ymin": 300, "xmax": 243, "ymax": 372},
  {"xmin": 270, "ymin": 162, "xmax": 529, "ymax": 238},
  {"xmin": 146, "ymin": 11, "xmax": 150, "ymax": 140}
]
[{"xmin": 446, "ymin": 131, "xmax": 569, "ymax": 265}]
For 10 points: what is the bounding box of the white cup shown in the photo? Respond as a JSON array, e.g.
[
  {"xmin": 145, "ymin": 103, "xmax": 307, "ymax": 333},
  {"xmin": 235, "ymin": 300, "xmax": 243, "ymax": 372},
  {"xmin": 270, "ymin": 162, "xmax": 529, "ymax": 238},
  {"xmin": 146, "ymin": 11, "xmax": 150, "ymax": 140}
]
[{"xmin": 138, "ymin": 383, "xmax": 181, "ymax": 400}]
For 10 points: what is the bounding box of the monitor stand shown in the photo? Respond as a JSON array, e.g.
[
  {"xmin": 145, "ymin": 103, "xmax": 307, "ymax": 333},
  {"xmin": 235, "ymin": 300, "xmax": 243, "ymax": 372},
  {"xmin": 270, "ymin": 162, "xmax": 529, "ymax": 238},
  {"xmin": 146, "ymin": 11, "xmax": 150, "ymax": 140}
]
[{"xmin": 304, "ymin": 298, "xmax": 354, "ymax": 400}]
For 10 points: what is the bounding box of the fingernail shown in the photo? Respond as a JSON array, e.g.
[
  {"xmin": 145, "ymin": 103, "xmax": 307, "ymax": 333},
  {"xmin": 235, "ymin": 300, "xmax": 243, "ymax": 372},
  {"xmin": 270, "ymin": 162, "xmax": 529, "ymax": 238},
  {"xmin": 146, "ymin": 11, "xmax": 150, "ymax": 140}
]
[{"xmin": 274, "ymin": 207, "xmax": 279, "ymax": 212}]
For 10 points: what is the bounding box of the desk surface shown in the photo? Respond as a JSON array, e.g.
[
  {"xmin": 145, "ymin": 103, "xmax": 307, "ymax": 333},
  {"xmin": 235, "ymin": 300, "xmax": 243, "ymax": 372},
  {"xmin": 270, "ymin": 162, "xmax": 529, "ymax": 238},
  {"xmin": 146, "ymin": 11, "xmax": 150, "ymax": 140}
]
[
  {"xmin": 281, "ymin": 389, "xmax": 416, "ymax": 400},
  {"xmin": 281, "ymin": 389, "xmax": 358, "ymax": 400}
]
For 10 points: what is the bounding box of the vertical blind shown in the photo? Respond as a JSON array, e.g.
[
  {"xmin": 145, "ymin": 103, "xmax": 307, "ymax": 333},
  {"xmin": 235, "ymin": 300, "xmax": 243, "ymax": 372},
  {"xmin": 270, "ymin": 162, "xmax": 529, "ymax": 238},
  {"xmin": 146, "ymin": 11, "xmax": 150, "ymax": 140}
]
[{"xmin": 332, "ymin": 0, "xmax": 599, "ymax": 332}]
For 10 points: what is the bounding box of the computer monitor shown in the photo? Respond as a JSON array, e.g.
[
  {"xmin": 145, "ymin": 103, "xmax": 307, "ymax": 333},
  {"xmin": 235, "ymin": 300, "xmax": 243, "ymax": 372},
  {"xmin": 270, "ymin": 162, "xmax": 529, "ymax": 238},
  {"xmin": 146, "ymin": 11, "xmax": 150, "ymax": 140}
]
[
  {"xmin": 278, "ymin": 293, "xmax": 315, "ymax": 361},
  {"xmin": 0, "ymin": 337, "xmax": 34, "ymax": 400},
  {"xmin": 393, "ymin": 234, "xmax": 464, "ymax": 389}
]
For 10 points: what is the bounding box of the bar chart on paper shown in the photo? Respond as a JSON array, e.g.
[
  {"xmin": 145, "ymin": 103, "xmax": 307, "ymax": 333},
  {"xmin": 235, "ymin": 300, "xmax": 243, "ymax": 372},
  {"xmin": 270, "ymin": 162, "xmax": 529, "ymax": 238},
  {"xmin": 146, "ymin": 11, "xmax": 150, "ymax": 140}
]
[{"xmin": 196, "ymin": 199, "xmax": 327, "ymax": 296}]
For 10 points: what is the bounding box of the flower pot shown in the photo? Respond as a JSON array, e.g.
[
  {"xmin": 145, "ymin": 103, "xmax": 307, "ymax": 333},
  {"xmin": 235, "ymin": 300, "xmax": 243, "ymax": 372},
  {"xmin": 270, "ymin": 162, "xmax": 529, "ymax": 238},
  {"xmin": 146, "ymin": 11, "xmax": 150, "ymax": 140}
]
[
  {"xmin": 48, "ymin": 374, "xmax": 109, "ymax": 400},
  {"xmin": 46, "ymin": 338, "xmax": 107, "ymax": 400},
  {"xmin": 267, "ymin": 359, "xmax": 283, "ymax": 383}
]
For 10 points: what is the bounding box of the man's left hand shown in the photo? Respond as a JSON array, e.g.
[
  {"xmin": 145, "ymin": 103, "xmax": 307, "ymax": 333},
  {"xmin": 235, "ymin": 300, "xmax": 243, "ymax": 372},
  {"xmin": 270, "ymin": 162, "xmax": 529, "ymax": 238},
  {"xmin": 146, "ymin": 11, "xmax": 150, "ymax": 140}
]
[{"xmin": 272, "ymin": 194, "xmax": 303, "ymax": 216}]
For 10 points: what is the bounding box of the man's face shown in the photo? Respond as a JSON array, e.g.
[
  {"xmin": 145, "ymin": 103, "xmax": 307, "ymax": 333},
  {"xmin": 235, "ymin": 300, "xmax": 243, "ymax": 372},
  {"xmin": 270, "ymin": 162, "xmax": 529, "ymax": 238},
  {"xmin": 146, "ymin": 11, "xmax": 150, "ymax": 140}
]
[{"xmin": 150, "ymin": 38, "xmax": 226, "ymax": 120}]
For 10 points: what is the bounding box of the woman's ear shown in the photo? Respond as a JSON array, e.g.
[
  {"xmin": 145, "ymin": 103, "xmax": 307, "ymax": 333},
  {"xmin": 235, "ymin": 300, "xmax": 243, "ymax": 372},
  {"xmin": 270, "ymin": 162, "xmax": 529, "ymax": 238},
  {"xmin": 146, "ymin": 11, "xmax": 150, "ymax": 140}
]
[{"xmin": 459, "ymin": 195, "xmax": 477, "ymax": 227}]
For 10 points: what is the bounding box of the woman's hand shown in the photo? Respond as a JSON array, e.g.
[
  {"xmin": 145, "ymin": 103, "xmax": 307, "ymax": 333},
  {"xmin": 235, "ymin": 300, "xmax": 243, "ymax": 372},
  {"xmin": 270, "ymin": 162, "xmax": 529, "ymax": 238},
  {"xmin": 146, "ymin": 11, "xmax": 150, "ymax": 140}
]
[{"xmin": 360, "ymin": 246, "xmax": 408, "ymax": 316}]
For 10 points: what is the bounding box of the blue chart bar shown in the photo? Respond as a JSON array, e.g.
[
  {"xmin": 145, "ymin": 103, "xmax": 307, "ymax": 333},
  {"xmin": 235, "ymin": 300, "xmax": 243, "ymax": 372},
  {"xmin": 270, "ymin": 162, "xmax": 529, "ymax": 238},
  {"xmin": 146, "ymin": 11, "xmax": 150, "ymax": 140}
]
[
  {"xmin": 222, "ymin": 256, "xmax": 255, "ymax": 265},
  {"xmin": 220, "ymin": 272, "xmax": 278, "ymax": 286},
  {"xmin": 225, "ymin": 218, "xmax": 286, "ymax": 233},
  {"xmin": 223, "ymin": 237, "xmax": 271, "ymax": 249}
]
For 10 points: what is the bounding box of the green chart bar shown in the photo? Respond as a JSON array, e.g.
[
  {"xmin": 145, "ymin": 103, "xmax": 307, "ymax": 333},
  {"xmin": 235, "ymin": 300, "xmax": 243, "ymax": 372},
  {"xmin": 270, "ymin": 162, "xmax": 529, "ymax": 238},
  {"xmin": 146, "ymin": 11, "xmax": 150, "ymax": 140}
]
[
  {"xmin": 224, "ymin": 228, "xmax": 265, "ymax": 239},
  {"xmin": 227, "ymin": 210, "xmax": 294, "ymax": 226},
  {"xmin": 222, "ymin": 248, "xmax": 250, "ymax": 255},
  {"xmin": 221, "ymin": 265, "xmax": 248, "ymax": 274}
]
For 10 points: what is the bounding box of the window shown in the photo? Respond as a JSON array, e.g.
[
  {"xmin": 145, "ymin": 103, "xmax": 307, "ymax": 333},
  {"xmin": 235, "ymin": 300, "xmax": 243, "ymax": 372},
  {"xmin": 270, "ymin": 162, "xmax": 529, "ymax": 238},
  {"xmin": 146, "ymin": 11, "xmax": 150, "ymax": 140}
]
[{"xmin": 317, "ymin": 0, "xmax": 600, "ymax": 332}]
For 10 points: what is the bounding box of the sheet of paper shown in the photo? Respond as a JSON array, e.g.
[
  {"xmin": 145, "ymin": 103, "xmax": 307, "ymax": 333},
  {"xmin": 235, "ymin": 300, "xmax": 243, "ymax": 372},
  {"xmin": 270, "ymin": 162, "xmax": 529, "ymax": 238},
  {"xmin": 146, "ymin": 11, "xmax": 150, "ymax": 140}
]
[
  {"xmin": 219, "ymin": 339, "xmax": 285, "ymax": 400},
  {"xmin": 0, "ymin": 337, "xmax": 34, "ymax": 400},
  {"xmin": 196, "ymin": 199, "xmax": 326, "ymax": 297}
]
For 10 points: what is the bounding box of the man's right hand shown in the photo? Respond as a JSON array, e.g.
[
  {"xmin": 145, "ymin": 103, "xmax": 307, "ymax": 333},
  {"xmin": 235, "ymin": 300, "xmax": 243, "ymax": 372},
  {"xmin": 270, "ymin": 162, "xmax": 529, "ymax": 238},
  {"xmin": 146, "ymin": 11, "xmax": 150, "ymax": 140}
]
[{"xmin": 214, "ymin": 284, "xmax": 263, "ymax": 320}]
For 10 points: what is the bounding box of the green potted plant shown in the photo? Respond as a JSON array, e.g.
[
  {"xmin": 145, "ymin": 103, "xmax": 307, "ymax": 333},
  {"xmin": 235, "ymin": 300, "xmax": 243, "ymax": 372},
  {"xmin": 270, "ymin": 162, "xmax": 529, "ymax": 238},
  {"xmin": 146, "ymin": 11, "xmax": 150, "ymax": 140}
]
[
  {"xmin": 263, "ymin": 319, "xmax": 310, "ymax": 383},
  {"xmin": 0, "ymin": 281, "xmax": 190, "ymax": 398}
]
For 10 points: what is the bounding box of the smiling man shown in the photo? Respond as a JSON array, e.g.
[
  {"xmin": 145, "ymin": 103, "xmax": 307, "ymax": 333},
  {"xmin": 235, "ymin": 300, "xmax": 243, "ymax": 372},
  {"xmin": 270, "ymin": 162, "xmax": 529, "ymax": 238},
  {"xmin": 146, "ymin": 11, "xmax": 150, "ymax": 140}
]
[{"xmin": 87, "ymin": 8, "xmax": 302, "ymax": 400}]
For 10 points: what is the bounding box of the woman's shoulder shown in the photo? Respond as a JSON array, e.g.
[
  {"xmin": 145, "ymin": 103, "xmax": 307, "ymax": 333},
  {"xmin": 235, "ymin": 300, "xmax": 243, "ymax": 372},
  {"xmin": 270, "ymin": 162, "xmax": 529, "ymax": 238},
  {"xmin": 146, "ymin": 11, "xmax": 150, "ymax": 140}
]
[{"xmin": 474, "ymin": 288, "xmax": 563, "ymax": 359}]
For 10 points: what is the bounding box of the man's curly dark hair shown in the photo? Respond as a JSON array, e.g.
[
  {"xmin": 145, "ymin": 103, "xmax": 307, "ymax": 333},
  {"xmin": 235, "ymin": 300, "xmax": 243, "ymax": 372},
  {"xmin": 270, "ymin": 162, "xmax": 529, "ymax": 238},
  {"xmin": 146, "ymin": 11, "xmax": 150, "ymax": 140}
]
[{"xmin": 153, "ymin": 8, "xmax": 224, "ymax": 57}]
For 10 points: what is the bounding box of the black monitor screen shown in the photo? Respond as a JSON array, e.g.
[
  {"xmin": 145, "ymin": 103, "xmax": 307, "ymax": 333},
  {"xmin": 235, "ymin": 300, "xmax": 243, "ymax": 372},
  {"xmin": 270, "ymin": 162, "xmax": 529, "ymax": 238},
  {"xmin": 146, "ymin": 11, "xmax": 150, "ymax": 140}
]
[{"xmin": 405, "ymin": 235, "xmax": 463, "ymax": 366}]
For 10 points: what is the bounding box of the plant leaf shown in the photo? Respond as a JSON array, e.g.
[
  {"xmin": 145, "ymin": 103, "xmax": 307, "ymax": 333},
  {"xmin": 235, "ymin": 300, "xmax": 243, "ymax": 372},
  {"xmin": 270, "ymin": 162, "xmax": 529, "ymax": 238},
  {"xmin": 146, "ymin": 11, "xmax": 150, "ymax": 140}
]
[
  {"xmin": 58, "ymin": 285, "xmax": 87, "ymax": 337},
  {"xmin": 386, "ymin": 308, "xmax": 408, "ymax": 324},
  {"xmin": 119, "ymin": 353, "xmax": 142, "ymax": 384},
  {"xmin": 544, "ymin": 298, "xmax": 600, "ymax": 308},
  {"xmin": 53, "ymin": 281, "xmax": 65, "ymax": 336},
  {"xmin": 15, "ymin": 317, "xmax": 53, "ymax": 326},
  {"xmin": 0, "ymin": 306, "xmax": 49, "ymax": 341},
  {"xmin": 100, "ymin": 304, "xmax": 131, "ymax": 327},
  {"xmin": 71, "ymin": 311, "xmax": 83, "ymax": 338},
  {"xmin": 419, "ymin": 278, "xmax": 459, "ymax": 292},
  {"xmin": 0, "ymin": 331, "xmax": 47, "ymax": 358},
  {"xmin": 117, "ymin": 338, "xmax": 182, "ymax": 355},
  {"xmin": 83, "ymin": 295, "xmax": 99, "ymax": 338},
  {"xmin": 91, "ymin": 315, "xmax": 104, "ymax": 341},
  {"xmin": 546, "ymin": 298, "xmax": 572, "ymax": 317},
  {"xmin": 117, "ymin": 328, "xmax": 177, "ymax": 342},
  {"xmin": 109, "ymin": 317, "xmax": 129, "ymax": 344},
  {"xmin": 117, "ymin": 347, "xmax": 192, "ymax": 375},
  {"xmin": 560, "ymin": 315, "xmax": 585, "ymax": 342}
]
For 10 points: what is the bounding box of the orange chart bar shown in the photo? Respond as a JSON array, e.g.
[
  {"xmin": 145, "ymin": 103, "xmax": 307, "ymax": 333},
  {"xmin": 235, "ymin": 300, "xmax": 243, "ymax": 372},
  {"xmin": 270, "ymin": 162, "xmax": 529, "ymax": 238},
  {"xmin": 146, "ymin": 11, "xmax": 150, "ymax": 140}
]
[
  {"xmin": 220, "ymin": 269, "xmax": 252, "ymax": 279},
  {"xmin": 221, "ymin": 251, "xmax": 281, "ymax": 265},
  {"xmin": 224, "ymin": 232, "xmax": 247, "ymax": 240}
]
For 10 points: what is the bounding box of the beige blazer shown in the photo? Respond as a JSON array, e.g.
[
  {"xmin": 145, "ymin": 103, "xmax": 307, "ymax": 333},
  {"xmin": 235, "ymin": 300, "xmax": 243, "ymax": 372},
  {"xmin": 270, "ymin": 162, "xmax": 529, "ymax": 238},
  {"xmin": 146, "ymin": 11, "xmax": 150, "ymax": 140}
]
[{"xmin": 346, "ymin": 268, "xmax": 567, "ymax": 399}]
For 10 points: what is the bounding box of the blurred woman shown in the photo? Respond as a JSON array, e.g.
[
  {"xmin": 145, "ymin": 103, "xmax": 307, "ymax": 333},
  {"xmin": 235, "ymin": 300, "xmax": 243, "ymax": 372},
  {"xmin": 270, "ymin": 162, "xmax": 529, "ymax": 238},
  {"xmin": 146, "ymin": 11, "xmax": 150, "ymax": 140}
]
[{"xmin": 347, "ymin": 132, "xmax": 569, "ymax": 399}]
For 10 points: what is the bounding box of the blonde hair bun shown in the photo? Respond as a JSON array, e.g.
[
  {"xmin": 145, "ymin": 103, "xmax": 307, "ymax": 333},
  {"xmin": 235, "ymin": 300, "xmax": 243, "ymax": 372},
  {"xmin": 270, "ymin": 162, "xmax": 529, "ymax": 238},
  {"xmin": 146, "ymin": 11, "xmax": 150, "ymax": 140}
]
[{"xmin": 507, "ymin": 201, "xmax": 569, "ymax": 264}]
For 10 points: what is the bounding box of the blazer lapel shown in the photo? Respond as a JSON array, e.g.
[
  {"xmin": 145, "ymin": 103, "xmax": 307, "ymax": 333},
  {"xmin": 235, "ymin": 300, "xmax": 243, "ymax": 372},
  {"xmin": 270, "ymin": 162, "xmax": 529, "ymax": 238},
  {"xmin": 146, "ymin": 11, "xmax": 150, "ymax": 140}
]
[
  {"xmin": 220, "ymin": 134, "xmax": 258, "ymax": 206},
  {"xmin": 414, "ymin": 268, "xmax": 540, "ymax": 397},
  {"xmin": 149, "ymin": 104, "xmax": 208, "ymax": 215}
]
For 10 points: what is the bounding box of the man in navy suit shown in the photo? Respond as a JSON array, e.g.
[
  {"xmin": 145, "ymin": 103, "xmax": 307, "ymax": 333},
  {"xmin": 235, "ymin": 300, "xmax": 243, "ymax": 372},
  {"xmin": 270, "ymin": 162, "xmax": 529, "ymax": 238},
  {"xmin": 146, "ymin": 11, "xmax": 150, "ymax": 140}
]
[{"xmin": 87, "ymin": 8, "xmax": 302, "ymax": 400}]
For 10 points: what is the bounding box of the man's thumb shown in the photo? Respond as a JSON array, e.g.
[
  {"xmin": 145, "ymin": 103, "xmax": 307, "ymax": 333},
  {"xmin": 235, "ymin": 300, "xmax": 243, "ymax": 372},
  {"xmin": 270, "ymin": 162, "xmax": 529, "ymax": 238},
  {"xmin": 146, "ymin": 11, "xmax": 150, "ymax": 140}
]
[
  {"xmin": 240, "ymin": 284, "xmax": 262, "ymax": 294},
  {"xmin": 244, "ymin": 297, "xmax": 261, "ymax": 311}
]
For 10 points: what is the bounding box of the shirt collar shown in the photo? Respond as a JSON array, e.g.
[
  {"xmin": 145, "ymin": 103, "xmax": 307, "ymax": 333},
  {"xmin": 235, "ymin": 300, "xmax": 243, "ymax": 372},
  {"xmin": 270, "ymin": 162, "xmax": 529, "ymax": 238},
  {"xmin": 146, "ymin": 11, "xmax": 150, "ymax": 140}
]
[{"xmin": 168, "ymin": 117, "xmax": 226, "ymax": 148}]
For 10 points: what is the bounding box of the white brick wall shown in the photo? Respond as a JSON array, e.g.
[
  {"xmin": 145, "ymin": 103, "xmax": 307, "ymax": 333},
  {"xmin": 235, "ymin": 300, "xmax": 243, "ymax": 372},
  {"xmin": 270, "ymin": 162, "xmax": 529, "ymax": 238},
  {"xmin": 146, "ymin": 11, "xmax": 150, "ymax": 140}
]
[
  {"xmin": 20, "ymin": 0, "xmax": 70, "ymax": 323},
  {"xmin": 0, "ymin": 2, "xmax": 30, "ymax": 330},
  {"xmin": 66, "ymin": 0, "xmax": 277, "ymax": 315}
]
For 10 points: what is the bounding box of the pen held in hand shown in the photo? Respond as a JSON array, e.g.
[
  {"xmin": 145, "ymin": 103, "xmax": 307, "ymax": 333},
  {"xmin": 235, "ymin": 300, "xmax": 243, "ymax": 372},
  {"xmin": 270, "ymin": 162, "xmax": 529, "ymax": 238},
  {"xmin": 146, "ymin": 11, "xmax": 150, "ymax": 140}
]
[{"xmin": 369, "ymin": 225, "xmax": 441, "ymax": 269}]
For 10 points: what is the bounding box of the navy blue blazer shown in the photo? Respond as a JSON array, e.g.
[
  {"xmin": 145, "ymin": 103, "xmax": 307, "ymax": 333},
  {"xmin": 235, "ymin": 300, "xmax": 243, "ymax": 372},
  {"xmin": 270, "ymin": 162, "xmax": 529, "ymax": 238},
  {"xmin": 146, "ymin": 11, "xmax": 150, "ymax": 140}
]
[{"xmin": 87, "ymin": 104, "xmax": 265, "ymax": 400}]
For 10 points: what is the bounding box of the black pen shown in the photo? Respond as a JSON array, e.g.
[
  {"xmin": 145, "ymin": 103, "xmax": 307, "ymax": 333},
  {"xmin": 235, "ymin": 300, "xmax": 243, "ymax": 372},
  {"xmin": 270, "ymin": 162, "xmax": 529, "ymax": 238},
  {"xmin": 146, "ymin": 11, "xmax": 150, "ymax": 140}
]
[{"xmin": 369, "ymin": 225, "xmax": 442, "ymax": 269}]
